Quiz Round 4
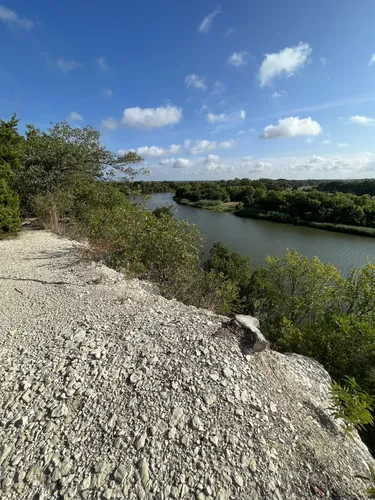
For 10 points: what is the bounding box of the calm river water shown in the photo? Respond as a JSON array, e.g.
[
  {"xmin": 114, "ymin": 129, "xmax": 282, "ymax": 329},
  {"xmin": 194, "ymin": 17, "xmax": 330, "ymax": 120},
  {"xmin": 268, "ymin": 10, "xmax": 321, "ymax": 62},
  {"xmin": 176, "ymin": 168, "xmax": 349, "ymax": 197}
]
[{"xmin": 147, "ymin": 192, "xmax": 375, "ymax": 275}]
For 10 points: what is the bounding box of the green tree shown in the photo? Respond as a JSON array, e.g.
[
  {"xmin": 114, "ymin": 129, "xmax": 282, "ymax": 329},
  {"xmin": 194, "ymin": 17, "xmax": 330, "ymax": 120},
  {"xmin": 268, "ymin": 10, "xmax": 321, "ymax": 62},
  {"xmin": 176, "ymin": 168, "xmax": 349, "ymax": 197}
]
[
  {"xmin": 251, "ymin": 250, "xmax": 343, "ymax": 344},
  {"xmin": 0, "ymin": 114, "xmax": 22, "ymax": 234},
  {"xmin": 18, "ymin": 121, "xmax": 145, "ymax": 212},
  {"xmin": 204, "ymin": 242, "xmax": 252, "ymax": 312}
]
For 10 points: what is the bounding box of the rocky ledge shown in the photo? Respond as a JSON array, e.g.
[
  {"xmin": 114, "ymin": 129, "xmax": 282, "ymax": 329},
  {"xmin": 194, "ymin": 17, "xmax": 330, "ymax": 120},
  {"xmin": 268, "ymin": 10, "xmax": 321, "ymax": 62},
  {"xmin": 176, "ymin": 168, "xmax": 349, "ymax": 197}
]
[{"xmin": 0, "ymin": 230, "xmax": 374, "ymax": 499}]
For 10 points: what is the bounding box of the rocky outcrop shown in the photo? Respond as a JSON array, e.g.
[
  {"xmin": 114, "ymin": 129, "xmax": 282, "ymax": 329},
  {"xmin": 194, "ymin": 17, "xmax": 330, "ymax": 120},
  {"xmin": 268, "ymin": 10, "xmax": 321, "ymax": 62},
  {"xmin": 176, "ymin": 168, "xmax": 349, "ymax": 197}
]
[{"xmin": 0, "ymin": 230, "xmax": 374, "ymax": 499}]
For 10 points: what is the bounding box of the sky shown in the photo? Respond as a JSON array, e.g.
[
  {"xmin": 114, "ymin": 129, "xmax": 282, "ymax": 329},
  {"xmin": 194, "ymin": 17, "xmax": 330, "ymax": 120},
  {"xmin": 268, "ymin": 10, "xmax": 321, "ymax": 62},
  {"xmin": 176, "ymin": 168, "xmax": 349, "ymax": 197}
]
[{"xmin": 2, "ymin": 1, "xmax": 375, "ymax": 181}]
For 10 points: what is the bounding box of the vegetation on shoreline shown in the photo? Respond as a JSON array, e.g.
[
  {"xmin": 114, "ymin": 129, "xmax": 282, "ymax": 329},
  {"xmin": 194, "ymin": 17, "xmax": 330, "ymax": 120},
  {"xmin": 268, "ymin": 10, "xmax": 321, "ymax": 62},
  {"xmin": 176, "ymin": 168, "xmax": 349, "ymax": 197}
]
[
  {"xmin": 1, "ymin": 114, "xmax": 375, "ymax": 452},
  {"xmin": 175, "ymin": 196, "xmax": 375, "ymax": 237},
  {"xmin": 174, "ymin": 180, "xmax": 375, "ymax": 236}
]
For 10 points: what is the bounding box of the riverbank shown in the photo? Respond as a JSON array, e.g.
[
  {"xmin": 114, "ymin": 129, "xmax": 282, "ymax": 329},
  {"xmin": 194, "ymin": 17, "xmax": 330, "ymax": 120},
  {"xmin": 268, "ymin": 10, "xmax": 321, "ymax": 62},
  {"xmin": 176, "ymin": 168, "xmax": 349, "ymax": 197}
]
[{"xmin": 174, "ymin": 198, "xmax": 375, "ymax": 238}]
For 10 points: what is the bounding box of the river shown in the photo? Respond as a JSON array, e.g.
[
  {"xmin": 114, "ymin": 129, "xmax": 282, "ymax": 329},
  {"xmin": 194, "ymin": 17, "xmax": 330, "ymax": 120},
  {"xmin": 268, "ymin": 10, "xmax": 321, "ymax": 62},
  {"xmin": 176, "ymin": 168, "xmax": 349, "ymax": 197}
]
[{"xmin": 146, "ymin": 192, "xmax": 375, "ymax": 275}]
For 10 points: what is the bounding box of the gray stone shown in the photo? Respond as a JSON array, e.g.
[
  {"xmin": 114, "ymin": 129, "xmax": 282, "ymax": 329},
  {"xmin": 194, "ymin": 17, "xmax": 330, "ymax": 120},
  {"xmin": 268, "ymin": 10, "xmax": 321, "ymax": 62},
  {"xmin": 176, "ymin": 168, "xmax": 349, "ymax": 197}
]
[
  {"xmin": 170, "ymin": 406, "xmax": 184, "ymax": 427},
  {"xmin": 51, "ymin": 403, "xmax": 69, "ymax": 418},
  {"xmin": 191, "ymin": 416, "xmax": 203, "ymax": 431},
  {"xmin": 233, "ymin": 473, "xmax": 244, "ymax": 487},
  {"xmin": 203, "ymin": 394, "xmax": 217, "ymax": 406},
  {"xmin": 135, "ymin": 431, "xmax": 147, "ymax": 450}
]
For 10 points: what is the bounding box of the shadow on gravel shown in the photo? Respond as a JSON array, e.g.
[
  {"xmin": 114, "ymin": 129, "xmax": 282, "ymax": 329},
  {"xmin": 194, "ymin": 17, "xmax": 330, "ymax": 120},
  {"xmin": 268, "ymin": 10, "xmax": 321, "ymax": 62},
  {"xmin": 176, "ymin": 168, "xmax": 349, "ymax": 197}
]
[
  {"xmin": 23, "ymin": 249, "xmax": 83, "ymax": 269},
  {"xmin": 303, "ymin": 400, "xmax": 339, "ymax": 435},
  {"xmin": 0, "ymin": 276, "xmax": 85, "ymax": 286}
]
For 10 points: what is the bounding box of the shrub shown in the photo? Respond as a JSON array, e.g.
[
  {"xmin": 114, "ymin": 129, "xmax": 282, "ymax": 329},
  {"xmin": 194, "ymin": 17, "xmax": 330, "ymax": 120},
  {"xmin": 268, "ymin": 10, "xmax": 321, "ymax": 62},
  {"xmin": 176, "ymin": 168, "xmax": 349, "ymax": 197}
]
[
  {"xmin": 330, "ymin": 377, "xmax": 375, "ymax": 438},
  {"xmin": 0, "ymin": 175, "xmax": 21, "ymax": 235}
]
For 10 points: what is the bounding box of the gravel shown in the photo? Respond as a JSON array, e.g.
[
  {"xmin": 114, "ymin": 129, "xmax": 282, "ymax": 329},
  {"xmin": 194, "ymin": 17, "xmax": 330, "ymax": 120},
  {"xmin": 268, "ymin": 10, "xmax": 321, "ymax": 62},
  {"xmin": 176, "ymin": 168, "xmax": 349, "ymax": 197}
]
[{"xmin": 0, "ymin": 229, "xmax": 374, "ymax": 499}]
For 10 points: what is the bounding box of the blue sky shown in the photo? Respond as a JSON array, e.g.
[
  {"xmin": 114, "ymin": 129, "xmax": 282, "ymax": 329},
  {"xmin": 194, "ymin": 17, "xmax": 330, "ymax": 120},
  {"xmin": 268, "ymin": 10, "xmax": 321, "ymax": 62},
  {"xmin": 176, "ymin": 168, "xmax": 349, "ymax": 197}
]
[{"xmin": 2, "ymin": 0, "xmax": 375, "ymax": 180}]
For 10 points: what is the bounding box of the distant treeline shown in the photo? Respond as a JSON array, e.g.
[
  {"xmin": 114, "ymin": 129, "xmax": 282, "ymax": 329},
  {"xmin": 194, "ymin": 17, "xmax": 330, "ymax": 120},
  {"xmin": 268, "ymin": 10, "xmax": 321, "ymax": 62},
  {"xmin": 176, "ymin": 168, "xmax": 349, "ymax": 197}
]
[
  {"xmin": 135, "ymin": 178, "xmax": 375, "ymax": 197},
  {"xmin": 170, "ymin": 179, "xmax": 375, "ymax": 230}
]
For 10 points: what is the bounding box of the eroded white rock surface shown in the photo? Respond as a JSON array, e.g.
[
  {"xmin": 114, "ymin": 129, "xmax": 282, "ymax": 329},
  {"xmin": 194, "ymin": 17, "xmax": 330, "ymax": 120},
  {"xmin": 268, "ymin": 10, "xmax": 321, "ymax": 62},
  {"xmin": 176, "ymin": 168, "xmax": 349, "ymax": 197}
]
[{"xmin": 0, "ymin": 230, "xmax": 374, "ymax": 499}]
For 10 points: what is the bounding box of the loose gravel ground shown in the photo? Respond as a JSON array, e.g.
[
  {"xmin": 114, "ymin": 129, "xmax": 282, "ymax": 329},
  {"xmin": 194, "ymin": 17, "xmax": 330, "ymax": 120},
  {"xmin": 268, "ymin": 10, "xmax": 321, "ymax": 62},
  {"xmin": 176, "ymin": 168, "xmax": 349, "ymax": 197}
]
[{"xmin": 0, "ymin": 229, "xmax": 374, "ymax": 499}]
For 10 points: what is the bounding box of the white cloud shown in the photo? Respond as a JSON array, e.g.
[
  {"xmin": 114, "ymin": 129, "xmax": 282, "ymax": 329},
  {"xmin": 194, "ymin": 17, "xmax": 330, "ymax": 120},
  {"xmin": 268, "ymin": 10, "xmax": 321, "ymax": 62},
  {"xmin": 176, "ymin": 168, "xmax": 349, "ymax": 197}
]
[
  {"xmin": 204, "ymin": 154, "xmax": 221, "ymax": 164},
  {"xmin": 102, "ymin": 117, "xmax": 120, "ymax": 130},
  {"xmin": 228, "ymin": 52, "xmax": 248, "ymax": 67},
  {"xmin": 96, "ymin": 57, "xmax": 109, "ymax": 71},
  {"xmin": 242, "ymin": 156, "xmax": 253, "ymax": 161},
  {"xmin": 224, "ymin": 27, "xmax": 233, "ymax": 38},
  {"xmin": 198, "ymin": 9, "xmax": 220, "ymax": 33},
  {"xmin": 188, "ymin": 139, "xmax": 235, "ymax": 155},
  {"xmin": 189, "ymin": 140, "xmax": 217, "ymax": 155},
  {"xmin": 68, "ymin": 112, "xmax": 84, "ymax": 121},
  {"xmin": 218, "ymin": 140, "xmax": 235, "ymax": 149},
  {"xmin": 369, "ymin": 54, "xmax": 375, "ymax": 67},
  {"xmin": 261, "ymin": 116, "xmax": 322, "ymax": 139},
  {"xmin": 320, "ymin": 57, "xmax": 328, "ymax": 66},
  {"xmin": 306, "ymin": 137, "xmax": 314, "ymax": 144},
  {"xmin": 57, "ymin": 58, "xmax": 81, "ymax": 72},
  {"xmin": 322, "ymin": 139, "xmax": 331, "ymax": 144},
  {"xmin": 102, "ymin": 88, "xmax": 113, "ymax": 97},
  {"xmin": 349, "ymin": 115, "xmax": 375, "ymax": 125},
  {"xmin": 207, "ymin": 113, "xmax": 226, "ymax": 123},
  {"xmin": 0, "ymin": 5, "xmax": 33, "ymax": 30},
  {"xmin": 122, "ymin": 105, "xmax": 182, "ymax": 129},
  {"xmin": 185, "ymin": 74, "xmax": 207, "ymax": 90},
  {"xmin": 290, "ymin": 153, "xmax": 375, "ymax": 175},
  {"xmin": 338, "ymin": 143, "xmax": 348, "ymax": 148},
  {"xmin": 204, "ymin": 154, "xmax": 225, "ymax": 171},
  {"xmin": 271, "ymin": 90, "xmax": 286, "ymax": 100},
  {"xmin": 258, "ymin": 42, "xmax": 312, "ymax": 87},
  {"xmin": 211, "ymin": 81, "xmax": 226, "ymax": 95},
  {"xmin": 160, "ymin": 158, "xmax": 191, "ymax": 168},
  {"xmin": 207, "ymin": 110, "xmax": 246, "ymax": 124},
  {"xmin": 237, "ymin": 130, "xmax": 245, "ymax": 135},
  {"xmin": 184, "ymin": 139, "xmax": 191, "ymax": 148},
  {"xmin": 250, "ymin": 161, "xmax": 272, "ymax": 173}
]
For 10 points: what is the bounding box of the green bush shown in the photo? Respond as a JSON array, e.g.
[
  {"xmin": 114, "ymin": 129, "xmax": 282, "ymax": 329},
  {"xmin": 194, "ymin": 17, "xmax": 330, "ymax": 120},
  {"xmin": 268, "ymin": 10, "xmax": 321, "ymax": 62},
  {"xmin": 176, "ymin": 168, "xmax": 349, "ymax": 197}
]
[
  {"xmin": 330, "ymin": 377, "xmax": 375, "ymax": 437},
  {"xmin": 0, "ymin": 175, "xmax": 21, "ymax": 234}
]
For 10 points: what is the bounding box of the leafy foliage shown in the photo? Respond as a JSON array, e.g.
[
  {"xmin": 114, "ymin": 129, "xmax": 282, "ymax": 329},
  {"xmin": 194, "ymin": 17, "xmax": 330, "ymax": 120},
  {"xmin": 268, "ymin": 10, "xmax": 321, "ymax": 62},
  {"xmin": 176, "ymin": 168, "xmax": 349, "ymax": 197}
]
[
  {"xmin": 0, "ymin": 115, "xmax": 22, "ymax": 234},
  {"xmin": 204, "ymin": 242, "xmax": 252, "ymax": 313},
  {"xmin": 330, "ymin": 377, "xmax": 375, "ymax": 437},
  {"xmin": 17, "ymin": 121, "xmax": 145, "ymax": 212}
]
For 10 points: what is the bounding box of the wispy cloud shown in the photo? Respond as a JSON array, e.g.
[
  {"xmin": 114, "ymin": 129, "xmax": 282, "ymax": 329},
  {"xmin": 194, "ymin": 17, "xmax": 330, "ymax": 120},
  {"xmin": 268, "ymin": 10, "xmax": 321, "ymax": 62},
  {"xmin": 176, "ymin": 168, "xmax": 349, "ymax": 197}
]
[
  {"xmin": 0, "ymin": 5, "xmax": 33, "ymax": 30},
  {"xmin": 247, "ymin": 92, "xmax": 375, "ymax": 123},
  {"xmin": 102, "ymin": 88, "xmax": 113, "ymax": 98},
  {"xmin": 96, "ymin": 56, "xmax": 110, "ymax": 71},
  {"xmin": 198, "ymin": 8, "xmax": 221, "ymax": 33},
  {"xmin": 369, "ymin": 54, "xmax": 375, "ymax": 67},
  {"xmin": 57, "ymin": 58, "xmax": 82, "ymax": 72},
  {"xmin": 228, "ymin": 52, "xmax": 248, "ymax": 67},
  {"xmin": 349, "ymin": 115, "xmax": 375, "ymax": 125},
  {"xmin": 210, "ymin": 81, "xmax": 225, "ymax": 95},
  {"xmin": 207, "ymin": 110, "xmax": 246, "ymax": 124},
  {"xmin": 185, "ymin": 74, "xmax": 207, "ymax": 90},
  {"xmin": 68, "ymin": 112, "xmax": 84, "ymax": 121},
  {"xmin": 271, "ymin": 90, "xmax": 287, "ymax": 100}
]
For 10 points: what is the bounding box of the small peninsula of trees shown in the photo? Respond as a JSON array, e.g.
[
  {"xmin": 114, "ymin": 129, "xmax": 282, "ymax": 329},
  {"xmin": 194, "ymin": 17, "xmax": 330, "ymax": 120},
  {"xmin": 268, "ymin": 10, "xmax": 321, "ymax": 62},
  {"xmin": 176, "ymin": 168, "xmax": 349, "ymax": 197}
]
[
  {"xmin": 1, "ymin": 113, "xmax": 375, "ymax": 452},
  {"xmin": 173, "ymin": 179, "xmax": 375, "ymax": 234}
]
